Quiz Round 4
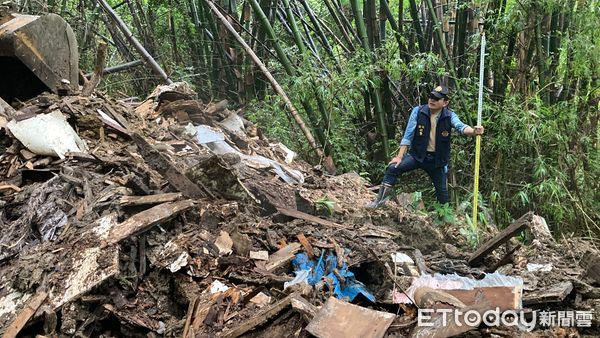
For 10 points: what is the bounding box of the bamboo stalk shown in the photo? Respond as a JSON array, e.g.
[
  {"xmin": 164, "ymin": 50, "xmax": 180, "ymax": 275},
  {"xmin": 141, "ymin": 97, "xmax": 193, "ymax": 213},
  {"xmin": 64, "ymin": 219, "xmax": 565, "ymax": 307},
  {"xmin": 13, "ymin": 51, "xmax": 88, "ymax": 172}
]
[
  {"xmin": 299, "ymin": 0, "xmax": 336, "ymax": 60},
  {"xmin": 350, "ymin": 0, "xmax": 389, "ymax": 157},
  {"xmin": 380, "ymin": 0, "xmax": 407, "ymax": 60},
  {"xmin": 97, "ymin": 0, "xmax": 172, "ymax": 84},
  {"xmin": 408, "ymin": 0, "xmax": 426, "ymax": 52},
  {"xmin": 204, "ymin": 0, "xmax": 324, "ymax": 159},
  {"xmin": 424, "ymin": 0, "xmax": 456, "ymax": 73},
  {"xmin": 323, "ymin": 0, "xmax": 355, "ymax": 52}
]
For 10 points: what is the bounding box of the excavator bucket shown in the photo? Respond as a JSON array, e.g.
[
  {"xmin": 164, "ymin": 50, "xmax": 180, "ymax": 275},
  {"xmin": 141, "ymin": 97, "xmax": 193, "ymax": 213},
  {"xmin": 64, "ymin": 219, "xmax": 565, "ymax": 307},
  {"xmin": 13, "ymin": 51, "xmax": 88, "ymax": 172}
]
[{"xmin": 0, "ymin": 11, "xmax": 78, "ymax": 102}]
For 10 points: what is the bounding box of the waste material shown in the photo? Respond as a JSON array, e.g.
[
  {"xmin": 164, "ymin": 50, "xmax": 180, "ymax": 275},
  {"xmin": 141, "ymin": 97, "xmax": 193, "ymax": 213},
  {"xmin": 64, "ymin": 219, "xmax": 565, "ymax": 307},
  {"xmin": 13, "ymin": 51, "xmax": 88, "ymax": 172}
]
[
  {"xmin": 6, "ymin": 111, "xmax": 88, "ymax": 158},
  {"xmin": 0, "ymin": 84, "xmax": 598, "ymax": 337},
  {"xmin": 291, "ymin": 252, "xmax": 375, "ymax": 302}
]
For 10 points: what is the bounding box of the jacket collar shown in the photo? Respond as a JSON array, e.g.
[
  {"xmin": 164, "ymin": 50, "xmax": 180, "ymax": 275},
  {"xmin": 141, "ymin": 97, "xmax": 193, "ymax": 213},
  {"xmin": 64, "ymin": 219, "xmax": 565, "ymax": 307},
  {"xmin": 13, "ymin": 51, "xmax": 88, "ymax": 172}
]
[{"xmin": 419, "ymin": 104, "xmax": 451, "ymax": 119}]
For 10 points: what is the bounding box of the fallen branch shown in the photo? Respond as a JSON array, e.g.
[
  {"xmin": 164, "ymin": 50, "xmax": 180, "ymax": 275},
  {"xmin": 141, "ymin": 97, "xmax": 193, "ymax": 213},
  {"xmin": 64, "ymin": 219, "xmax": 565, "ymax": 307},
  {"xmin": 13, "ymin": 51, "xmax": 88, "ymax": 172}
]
[{"xmin": 81, "ymin": 41, "xmax": 108, "ymax": 96}]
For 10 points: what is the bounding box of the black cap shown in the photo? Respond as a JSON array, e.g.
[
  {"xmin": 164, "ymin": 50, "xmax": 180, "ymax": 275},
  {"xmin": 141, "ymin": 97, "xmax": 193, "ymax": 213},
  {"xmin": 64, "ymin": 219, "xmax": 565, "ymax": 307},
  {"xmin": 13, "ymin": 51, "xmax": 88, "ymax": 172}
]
[{"xmin": 430, "ymin": 85, "xmax": 450, "ymax": 99}]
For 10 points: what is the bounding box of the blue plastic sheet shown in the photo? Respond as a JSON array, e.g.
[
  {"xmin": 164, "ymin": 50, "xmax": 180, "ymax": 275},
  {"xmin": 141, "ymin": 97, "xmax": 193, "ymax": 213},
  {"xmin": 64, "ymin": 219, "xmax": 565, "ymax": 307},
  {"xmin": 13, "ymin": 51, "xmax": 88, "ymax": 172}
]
[{"xmin": 291, "ymin": 252, "xmax": 375, "ymax": 302}]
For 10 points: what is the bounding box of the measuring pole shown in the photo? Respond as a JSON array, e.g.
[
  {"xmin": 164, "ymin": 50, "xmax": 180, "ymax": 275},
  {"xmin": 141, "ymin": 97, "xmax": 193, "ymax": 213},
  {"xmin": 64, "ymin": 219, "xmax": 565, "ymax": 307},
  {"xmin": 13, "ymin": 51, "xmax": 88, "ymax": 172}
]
[{"xmin": 472, "ymin": 33, "xmax": 486, "ymax": 231}]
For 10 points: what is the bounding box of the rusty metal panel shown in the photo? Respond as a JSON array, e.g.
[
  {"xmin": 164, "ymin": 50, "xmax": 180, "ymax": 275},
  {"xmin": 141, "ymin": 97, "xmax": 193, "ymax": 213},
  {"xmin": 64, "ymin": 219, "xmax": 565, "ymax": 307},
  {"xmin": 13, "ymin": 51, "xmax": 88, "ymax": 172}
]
[{"xmin": 0, "ymin": 13, "xmax": 78, "ymax": 98}]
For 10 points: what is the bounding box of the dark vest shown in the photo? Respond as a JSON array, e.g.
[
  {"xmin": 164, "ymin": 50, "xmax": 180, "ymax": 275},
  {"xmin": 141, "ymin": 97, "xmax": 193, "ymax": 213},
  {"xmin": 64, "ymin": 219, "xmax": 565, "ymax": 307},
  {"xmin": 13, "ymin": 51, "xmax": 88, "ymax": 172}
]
[{"xmin": 410, "ymin": 105, "xmax": 453, "ymax": 167}]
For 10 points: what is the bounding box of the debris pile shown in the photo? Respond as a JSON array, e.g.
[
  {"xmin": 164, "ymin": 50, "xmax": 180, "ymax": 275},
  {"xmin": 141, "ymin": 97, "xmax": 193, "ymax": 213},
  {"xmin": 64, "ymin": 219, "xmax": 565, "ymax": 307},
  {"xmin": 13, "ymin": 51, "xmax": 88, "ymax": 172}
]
[{"xmin": 0, "ymin": 85, "xmax": 599, "ymax": 337}]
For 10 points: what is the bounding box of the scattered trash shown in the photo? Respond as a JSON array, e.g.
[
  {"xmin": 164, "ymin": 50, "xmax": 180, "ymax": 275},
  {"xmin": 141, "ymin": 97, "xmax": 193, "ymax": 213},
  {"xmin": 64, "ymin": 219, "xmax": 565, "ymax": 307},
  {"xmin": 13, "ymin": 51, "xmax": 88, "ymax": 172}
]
[
  {"xmin": 391, "ymin": 252, "xmax": 415, "ymax": 264},
  {"xmin": 168, "ymin": 251, "xmax": 190, "ymax": 272},
  {"xmin": 0, "ymin": 83, "xmax": 597, "ymax": 337},
  {"xmin": 6, "ymin": 111, "xmax": 88, "ymax": 158},
  {"xmin": 394, "ymin": 273, "xmax": 524, "ymax": 311},
  {"xmin": 249, "ymin": 250, "xmax": 269, "ymax": 261},
  {"xmin": 214, "ymin": 231, "xmax": 233, "ymax": 255},
  {"xmin": 291, "ymin": 252, "xmax": 375, "ymax": 302},
  {"xmin": 527, "ymin": 263, "xmax": 553, "ymax": 272},
  {"xmin": 249, "ymin": 292, "xmax": 271, "ymax": 307},
  {"xmin": 195, "ymin": 124, "xmax": 304, "ymax": 184},
  {"xmin": 284, "ymin": 269, "xmax": 310, "ymax": 289},
  {"xmin": 210, "ymin": 280, "xmax": 229, "ymax": 294}
]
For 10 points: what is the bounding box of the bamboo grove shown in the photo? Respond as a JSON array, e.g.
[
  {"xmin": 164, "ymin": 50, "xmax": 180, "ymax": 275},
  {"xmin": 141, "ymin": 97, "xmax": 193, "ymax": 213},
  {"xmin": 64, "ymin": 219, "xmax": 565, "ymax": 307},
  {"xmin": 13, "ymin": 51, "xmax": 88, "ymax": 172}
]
[{"xmin": 14, "ymin": 0, "xmax": 599, "ymax": 235}]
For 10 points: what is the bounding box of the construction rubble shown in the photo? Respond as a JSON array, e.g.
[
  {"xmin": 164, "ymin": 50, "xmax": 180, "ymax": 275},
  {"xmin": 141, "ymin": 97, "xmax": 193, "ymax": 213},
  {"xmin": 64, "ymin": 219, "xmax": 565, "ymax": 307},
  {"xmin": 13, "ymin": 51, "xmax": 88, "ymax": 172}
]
[{"xmin": 1, "ymin": 84, "xmax": 599, "ymax": 337}]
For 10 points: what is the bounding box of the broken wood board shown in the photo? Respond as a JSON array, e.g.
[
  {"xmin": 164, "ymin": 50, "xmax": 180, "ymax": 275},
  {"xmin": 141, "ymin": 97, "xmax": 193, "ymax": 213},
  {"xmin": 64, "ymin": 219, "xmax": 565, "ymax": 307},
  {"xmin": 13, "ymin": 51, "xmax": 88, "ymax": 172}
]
[
  {"xmin": 290, "ymin": 294, "xmax": 318, "ymax": 319},
  {"xmin": 49, "ymin": 214, "xmax": 121, "ymax": 309},
  {"xmin": 523, "ymin": 281, "xmax": 573, "ymax": 306},
  {"xmin": 120, "ymin": 192, "xmax": 182, "ymax": 206},
  {"xmin": 443, "ymin": 286, "xmax": 522, "ymax": 311},
  {"xmin": 297, "ymin": 233, "xmax": 314, "ymax": 259},
  {"xmin": 183, "ymin": 287, "xmax": 239, "ymax": 337},
  {"xmin": 220, "ymin": 293, "xmax": 295, "ymax": 338},
  {"xmin": 258, "ymin": 242, "xmax": 301, "ymax": 272},
  {"xmin": 104, "ymin": 200, "xmax": 194, "ymax": 246},
  {"xmin": 2, "ymin": 291, "xmax": 47, "ymax": 338},
  {"xmin": 249, "ymin": 250, "xmax": 269, "ymax": 260},
  {"xmin": 468, "ymin": 212, "xmax": 533, "ymax": 266},
  {"xmin": 0, "ymin": 214, "xmax": 120, "ymax": 333},
  {"xmin": 103, "ymin": 304, "xmax": 162, "ymax": 331},
  {"xmin": 306, "ymin": 297, "xmax": 395, "ymax": 338},
  {"xmin": 132, "ymin": 133, "xmax": 206, "ymax": 198},
  {"xmin": 276, "ymin": 206, "xmax": 350, "ymax": 229}
]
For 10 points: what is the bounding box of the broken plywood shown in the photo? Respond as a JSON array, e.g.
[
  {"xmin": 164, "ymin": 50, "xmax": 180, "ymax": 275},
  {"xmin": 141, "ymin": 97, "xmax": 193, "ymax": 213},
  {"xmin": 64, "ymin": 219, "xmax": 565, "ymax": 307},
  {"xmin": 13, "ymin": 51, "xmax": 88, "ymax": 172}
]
[
  {"xmin": 0, "ymin": 214, "xmax": 120, "ymax": 333},
  {"xmin": 306, "ymin": 297, "xmax": 395, "ymax": 338},
  {"xmin": 262, "ymin": 243, "xmax": 301, "ymax": 272},
  {"xmin": 120, "ymin": 192, "xmax": 182, "ymax": 206},
  {"xmin": 104, "ymin": 200, "xmax": 194, "ymax": 246},
  {"xmin": 3, "ymin": 291, "xmax": 47, "ymax": 338}
]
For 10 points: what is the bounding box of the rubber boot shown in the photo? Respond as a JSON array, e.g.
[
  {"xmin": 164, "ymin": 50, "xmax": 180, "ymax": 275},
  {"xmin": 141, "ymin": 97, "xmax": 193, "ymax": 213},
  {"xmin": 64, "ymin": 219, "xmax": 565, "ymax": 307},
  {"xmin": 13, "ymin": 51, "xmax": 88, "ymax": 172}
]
[{"xmin": 366, "ymin": 184, "xmax": 395, "ymax": 209}]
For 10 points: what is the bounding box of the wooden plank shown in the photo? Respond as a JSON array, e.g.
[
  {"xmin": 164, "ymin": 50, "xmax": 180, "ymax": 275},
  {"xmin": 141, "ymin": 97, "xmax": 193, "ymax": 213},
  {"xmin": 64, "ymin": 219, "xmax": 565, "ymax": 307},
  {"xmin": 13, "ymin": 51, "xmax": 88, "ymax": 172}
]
[
  {"xmin": 290, "ymin": 294, "xmax": 318, "ymax": 319},
  {"xmin": 444, "ymin": 286, "xmax": 521, "ymax": 311},
  {"xmin": 2, "ymin": 292, "xmax": 48, "ymax": 338},
  {"xmin": 296, "ymin": 233, "xmax": 314, "ymax": 259},
  {"xmin": 276, "ymin": 206, "xmax": 349, "ymax": 229},
  {"xmin": 105, "ymin": 200, "xmax": 194, "ymax": 246},
  {"xmin": 132, "ymin": 133, "xmax": 206, "ymax": 198},
  {"xmin": 103, "ymin": 304, "xmax": 161, "ymax": 330},
  {"xmin": 220, "ymin": 293, "xmax": 294, "ymax": 338},
  {"xmin": 120, "ymin": 192, "xmax": 182, "ymax": 206},
  {"xmin": 523, "ymin": 281, "xmax": 573, "ymax": 306},
  {"xmin": 49, "ymin": 214, "xmax": 120, "ymax": 309},
  {"xmin": 468, "ymin": 212, "xmax": 533, "ymax": 266},
  {"xmin": 306, "ymin": 297, "xmax": 395, "ymax": 338},
  {"xmin": 264, "ymin": 243, "xmax": 301, "ymax": 272}
]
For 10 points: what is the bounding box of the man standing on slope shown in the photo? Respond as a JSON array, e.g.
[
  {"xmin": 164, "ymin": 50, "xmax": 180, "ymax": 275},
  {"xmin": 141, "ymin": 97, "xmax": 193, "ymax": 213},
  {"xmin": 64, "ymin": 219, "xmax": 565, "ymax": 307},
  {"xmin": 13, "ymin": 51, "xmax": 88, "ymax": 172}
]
[{"xmin": 367, "ymin": 85, "xmax": 484, "ymax": 208}]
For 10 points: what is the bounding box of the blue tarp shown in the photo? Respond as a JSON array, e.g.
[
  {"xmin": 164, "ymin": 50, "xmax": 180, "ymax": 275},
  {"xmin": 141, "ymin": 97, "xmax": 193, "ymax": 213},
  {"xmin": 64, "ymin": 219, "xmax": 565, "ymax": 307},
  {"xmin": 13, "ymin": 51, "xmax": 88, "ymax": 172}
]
[{"xmin": 290, "ymin": 252, "xmax": 375, "ymax": 302}]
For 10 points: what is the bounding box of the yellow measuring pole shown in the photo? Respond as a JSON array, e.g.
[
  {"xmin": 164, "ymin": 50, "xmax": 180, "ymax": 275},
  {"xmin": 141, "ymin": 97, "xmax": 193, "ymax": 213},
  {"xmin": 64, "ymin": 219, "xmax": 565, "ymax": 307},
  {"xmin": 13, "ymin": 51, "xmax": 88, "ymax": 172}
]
[{"xmin": 472, "ymin": 33, "xmax": 486, "ymax": 231}]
